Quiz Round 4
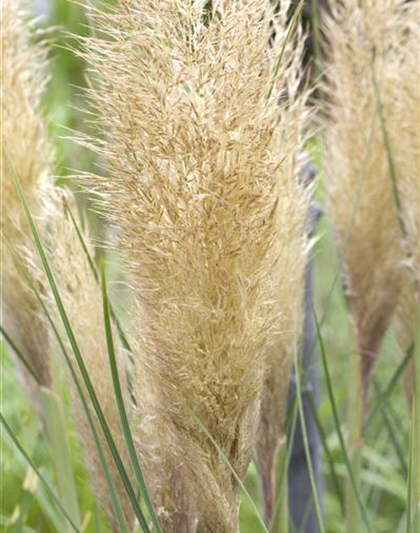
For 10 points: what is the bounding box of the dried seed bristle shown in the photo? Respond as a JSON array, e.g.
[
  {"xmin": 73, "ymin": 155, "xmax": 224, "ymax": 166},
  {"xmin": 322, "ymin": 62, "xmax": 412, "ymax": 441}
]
[{"xmin": 79, "ymin": 0, "xmax": 310, "ymax": 530}]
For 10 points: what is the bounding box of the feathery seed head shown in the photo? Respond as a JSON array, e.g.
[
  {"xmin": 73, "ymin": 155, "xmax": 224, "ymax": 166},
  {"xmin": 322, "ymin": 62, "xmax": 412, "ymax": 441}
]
[
  {"xmin": 80, "ymin": 0, "xmax": 310, "ymax": 530},
  {"xmin": 324, "ymin": 0, "xmax": 416, "ymax": 403},
  {"xmin": 0, "ymin": 0, "xmax": 52, "ymax": 389},
  {"xmin": 391, "ymin": 1, "xmax": 420, "ymax": 293}
]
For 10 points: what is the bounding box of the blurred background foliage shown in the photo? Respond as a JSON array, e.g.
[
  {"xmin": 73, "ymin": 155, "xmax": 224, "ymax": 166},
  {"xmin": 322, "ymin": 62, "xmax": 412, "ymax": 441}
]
[{"xmin": 0, "ymin": 1, "xmax": 411, "ymax": 532}]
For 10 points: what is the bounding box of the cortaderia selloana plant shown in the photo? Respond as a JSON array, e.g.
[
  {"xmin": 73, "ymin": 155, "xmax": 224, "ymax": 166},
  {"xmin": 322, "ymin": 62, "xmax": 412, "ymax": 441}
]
[
  {"xmin": 76, "ymin": 0, "xmax": 312, "ymax": 531},
  {"xmin": 0, "ymin": 0, "xmax": 52, "ymax": 405},
  {"xmin": 253, "ymin": 7, "xmax": 312, "ymax": 527},
  {"xmin": 323, "ymin": 0, "xmax": 416, "ymax": 407},
  {"xmin": 390, "ymin": 0, "xmax": 419, "ymax": 409},
  {"xmin": 324, "ymin": 1, "xmax": 419, "ymax": 530},
  {"xmin": 34, "ymin": 186, "xmax": 135, "ymax": 532}
]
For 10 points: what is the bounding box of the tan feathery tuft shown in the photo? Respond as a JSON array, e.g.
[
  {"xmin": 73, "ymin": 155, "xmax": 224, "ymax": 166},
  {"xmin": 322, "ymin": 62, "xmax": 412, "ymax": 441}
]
[
  {"xmin": 255, "ymin": 65, "xmax": 311, "ymax": 533},
  {"xmin": 391, "ymin": 1, "xmax": 419, "ymax": 409},
  {"xmin": 0, "ymin": 0, "xmax": 52, "ymax": 398},
  {"xmin": 391, "ymin": 1, "xmax": 420, "ymax": 294},
  {"xmin": 39, "ymin": 187, "xmax": 133, "ymax": 531},
  {"xmin": 323, "ymin": 0, "xmax": 415, "ymax": 405},
  {"xmin": 79, "ymin": 0, "xmax": 310, "ymax": 530}
]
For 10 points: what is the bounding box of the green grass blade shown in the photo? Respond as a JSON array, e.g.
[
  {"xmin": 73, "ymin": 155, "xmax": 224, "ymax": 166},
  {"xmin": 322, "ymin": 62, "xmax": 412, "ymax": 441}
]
[
  {"xmin": 6, "ymin": 153, "xmax": 149, "ymax": 532},
  {"xmin": 2, "ymin": 237, "xmax": 131, "ymax": 533},
  {"xmin": 275, "ymin": 442, "xmax": 289, "ymax": 533},
  {"xmin": 270, "ymin": 396, "xmax": 298, "ymax": 533},
  {"xmin": 267, "ymin": 0, "xmax": 305, "ymax": 101},
  {"xmin": 270, "ymin": 397, "xmax": 299, "ymax": 533},
  {"xmin": 371, "ymin": 379, "xmax": 407, "ymax": 476},
  {"xmin": 0, "ymin": 413, "xmax": 81, "ymax": 533},
  {"xmin": 292, "ymin": 348, "xmax": 326, "ymax": 533},
  {"xmin": 314, "ymin": 309, "xmax": 373, "ymax": 533},
  {"xmin": 0, "ymin": 324, "xmax": 41, "ymax": 385},
  {"xmin": 40, "ymin": 313, "xmax": 131, "ymax": 533},
  {"xmin": 40, "ymin": 386, "xmax": 82, "ymax": 531},
  {"xmin": 370, "ymin": 56, "xmax": 407, "ymax": 239},
  {"xmin": 366, "ymin": 345, "xmax": 413, "ymax": 428},
  {"xmin": 94, "ymin": 503, "xmax": 102, "ymax": 533},
  {"xmin": 408, "ymin": 312, "xmax": 419, "ymax": 533},
  {"xmin": 306, "ymin": 391, "xmax": 345, "ymax": 516},
  {"xmin": 346, "ymin": 342, "xmax": 363, "ymax": 533},
  {"xmin": 406, "ymin": 417, "xmax": 413, "ymax": 533},
  {"xmin": 1, "ymin": 236, "xmax": 81, "ymax": 529},
  {"xmin": 101, "ymin": 265, "xmax": 162, "ymax": 533}
]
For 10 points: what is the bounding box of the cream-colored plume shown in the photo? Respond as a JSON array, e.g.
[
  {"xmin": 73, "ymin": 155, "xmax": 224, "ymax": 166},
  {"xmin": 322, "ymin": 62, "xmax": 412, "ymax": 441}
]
[
  {"xmin": 40, "ymin": 188, "xmax": 133, "ymax": 531},
  {"xmin": 0, "ymin": 0, "xmax": 52, "ymax": 396},
  {"xmin": 324, "ymin": 0, "xmax": 416, "ymax": 405},
  {"xmin": 255, "ymin": 116, "xmax": 311, "ymax": 531},
  {"xmin": 391, "ymin": 1, "xmax": 420, "ymax": 293},
  {"xmin": 392, "ymin": 1, "xmax": 419, "ymax": 408},
  {"xmin": 80, "ymin": 0, "xmax": 310, "ymax": 530}
]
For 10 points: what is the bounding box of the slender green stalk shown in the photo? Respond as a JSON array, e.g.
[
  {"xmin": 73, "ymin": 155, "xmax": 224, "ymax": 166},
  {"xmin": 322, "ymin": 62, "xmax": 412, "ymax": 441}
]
[
  {"xmin": 270, "ymin": 397, "xmax": 298, "ymax": 533},
  {"xmin": 37, "ymin": 302, "xmax": 131, "ymax": 533},
  {"xmin": 366, "ymin": 345, "xmax": 413, "ymax": 428},
  {"xmin": 370, "ymin": 57, "xmax": 407, "ymax": 240},
  {"xmin": 407, "ymin": 419, "xmax": 414, "ymax": 533},
  {"xmin": 101, "ymin": 266, "xmax": 162, "ymax": 533},
  {"xmin": 276, "ymin": 442, "xmax": 289, "ymax": 533},
  {"xmin": 306, "ymin": 392, "xmax": 345, "ymax": 516},
  {"xmin": 2, "ymin": 238, "xmax": 80, "ymax": 530},
  {"xmin": 94, "ymin": 503, "xmax": 102, "ymax": 533},
  {"xmin": 314, "ymin": 309, "xmax": 373, "ymax": 533},
  {"xmin": 267, "ymin": 0, "xmax": 306, "ymax": 101},
  {"xmin": 0, "ymin": 413, "xmax": 81, "ymax": 533},
  {"xmin": 408, "ymin": 311, "xmax": 419, "ymax": 533},
  {"xmin": 1, "ymin": 242, "xmax": 131, "ymax": 533},
  {"xmin": 293, "ymin": 346, "xmax": 326, "ymax": 533},
  {"xmin": 0, "ymin": 324, "xmax": 40, "ymax": 385},
  {"xmin": 372, "ymin": 379, "xmax": 407, "ymax": 477},
  {"xmin": 40, "ymin": 375, "xmax": 81, "ymax": 531},
  {"xmin": 346, "ymin": 344, "xmax": 363, "ymax": 533},
  {"xmin": 5, "ymin": 151, "xmax": 149, "ymax": 532}
]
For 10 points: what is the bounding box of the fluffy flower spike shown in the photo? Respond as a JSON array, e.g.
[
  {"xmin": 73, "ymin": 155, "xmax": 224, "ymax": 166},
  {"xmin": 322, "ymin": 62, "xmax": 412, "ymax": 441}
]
[
  {"xmin": 0, "ymin": 0, "xmax": 52, "ymax": 401},
  {"xmin": 324, "ymin": 0, "xmax": 416, "ymax": 406},
  {"xmin": 79, "ymin": 0, "xmax": 310, "ymax": 530}
]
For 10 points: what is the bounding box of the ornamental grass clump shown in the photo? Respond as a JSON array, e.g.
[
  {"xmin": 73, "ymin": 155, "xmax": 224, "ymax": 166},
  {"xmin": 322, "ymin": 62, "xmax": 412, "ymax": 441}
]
[
  {"xmin": 78, "ymin": 0, "xmax": 310, "ymax": 530},
  {"xmin": 391, "ymin": 1, "xmax": 419, "ymax": 407},
  {"xmin": 0, "ymin": 0, "xmax": 52, "ymax": 396},
  {"xmin": 254, "ymin": 37, "xmax": 311, "ymax": 533},
  {"xmin": 323, "ymin": 0, "xmax": 414, "ymax": 405},
  {"xmin": 390, "ymin": 0, "xmax": 420, "ymax": 294},
  {"xmin": 38, "ymin": 188, "xmax": 134, "ymax": 531}
]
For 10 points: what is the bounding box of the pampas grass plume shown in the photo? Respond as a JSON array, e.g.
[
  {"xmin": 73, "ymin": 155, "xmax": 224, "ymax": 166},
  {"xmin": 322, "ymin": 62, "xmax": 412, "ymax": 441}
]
[
  {"xmin": 0, "ymin": 0, "xmax": 52, "ymax": 394},
  {"xmin": 79, "ymin": 0, "xmax": 310, "ymax": 530},
  {"xmin": 391, "ymin": 0, "xmax": 420, "ymax": 294},
  {"xmin": 324, "ymin": 0, "xmax": 415, "ymax": 405}
]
